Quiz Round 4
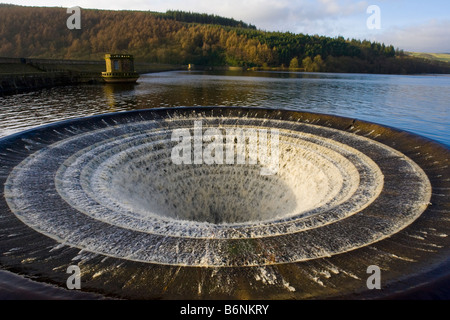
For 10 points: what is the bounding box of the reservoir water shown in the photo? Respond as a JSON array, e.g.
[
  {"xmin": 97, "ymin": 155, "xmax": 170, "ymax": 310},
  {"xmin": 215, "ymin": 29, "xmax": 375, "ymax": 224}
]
[
  {"xmin": 1, "ymin": 71, "xmax": 449, "ymax": 146},
  {"xmin": 0, "ymin": 70, "xmax": 449, "ymax": 299}
]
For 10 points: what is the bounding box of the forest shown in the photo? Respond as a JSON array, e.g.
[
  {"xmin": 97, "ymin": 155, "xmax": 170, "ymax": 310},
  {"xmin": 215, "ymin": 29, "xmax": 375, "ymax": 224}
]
[
  {"xmin": 0, "ymin": 4, "xmax": 449, "ymax": 74},
  {"xmin": 149, "ymin": 10, "xmax": 256, "ymax": 30}
]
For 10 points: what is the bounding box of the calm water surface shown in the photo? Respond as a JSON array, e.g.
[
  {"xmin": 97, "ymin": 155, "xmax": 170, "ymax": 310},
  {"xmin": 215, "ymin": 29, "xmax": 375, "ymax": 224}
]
[
  {"xmin": 0, "ymin": 70, "xmax": 449, "ymax": 299},
  {"xmin": 1, "ymin": 70, "xmax": 449, "ymax": 145}
]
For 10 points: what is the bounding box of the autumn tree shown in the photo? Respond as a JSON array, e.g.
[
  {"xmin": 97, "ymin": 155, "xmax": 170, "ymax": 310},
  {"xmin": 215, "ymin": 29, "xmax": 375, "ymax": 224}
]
[
  {"xmin": 302, "ymin": 57, "xmax": 313, "ymax": 71},
  {"xmin": 0, "ymin": 4, "xmax": 448, "ymax": 74},
  {"xmin": 289, "ymin": 57, "xmax": 299, "ymax": 69}
]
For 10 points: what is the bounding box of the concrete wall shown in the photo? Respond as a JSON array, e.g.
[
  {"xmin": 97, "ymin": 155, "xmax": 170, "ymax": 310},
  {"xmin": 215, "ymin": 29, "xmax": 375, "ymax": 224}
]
[{"xmin": 0, "ymin": 72, "xmax": 101, "ymax": 96}]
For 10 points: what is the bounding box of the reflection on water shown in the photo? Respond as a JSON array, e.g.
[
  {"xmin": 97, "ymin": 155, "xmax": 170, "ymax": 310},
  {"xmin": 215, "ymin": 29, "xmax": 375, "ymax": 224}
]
[
  {"xmin": 103, "ymin": 83, "xmax": 139, "ymax": 112},
  {"xmin": 0, "ymin": 70, "xmax": 449, "ymax": 298},
  {"xmin": 1, "ymin": 70, "xmax": 449, "ymax": 146}
]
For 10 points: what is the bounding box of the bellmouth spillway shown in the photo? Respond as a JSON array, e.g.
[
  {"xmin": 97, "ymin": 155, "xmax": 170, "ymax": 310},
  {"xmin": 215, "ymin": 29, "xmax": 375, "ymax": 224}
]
[{"xmin": 0, "ymin": 107, "xmax": 449, "ymax": 299}]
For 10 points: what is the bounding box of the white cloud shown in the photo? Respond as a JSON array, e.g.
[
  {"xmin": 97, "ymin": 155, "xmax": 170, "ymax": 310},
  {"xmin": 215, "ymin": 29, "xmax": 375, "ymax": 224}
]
[
  {"xmin": 7, "ymin": 0, "xmax": 369, "ymax": 33},
  {"xmin": 7, "ymin": 0, "xmax": 449, "ymax": 52},
  {"xmin": 66, "ymin": 0, "xmax": 371, "ymax": 36},
  {"xmin": 374, "ymin": 19, "xmax": 450, "ymax": 52},
  {"xmin": 207, "ymin": 0, "xmax": 370, "ymax": 35}
]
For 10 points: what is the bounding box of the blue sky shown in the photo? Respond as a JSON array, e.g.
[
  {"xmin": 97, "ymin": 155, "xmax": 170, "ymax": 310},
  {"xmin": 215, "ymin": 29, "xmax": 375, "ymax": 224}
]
[{"xmin": 4, "ymin": 0, "xmax": 450, "ymax": 52}]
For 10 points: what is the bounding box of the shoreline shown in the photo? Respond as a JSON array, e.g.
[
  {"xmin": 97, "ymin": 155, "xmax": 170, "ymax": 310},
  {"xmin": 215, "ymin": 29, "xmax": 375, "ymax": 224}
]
[
  {"xmin": 0, "ymin": 57, "xmax": 183, "ymax": 96},
  {"xmin": 2, "ymin": 57, "xmax": 449, "ymax": 96}
]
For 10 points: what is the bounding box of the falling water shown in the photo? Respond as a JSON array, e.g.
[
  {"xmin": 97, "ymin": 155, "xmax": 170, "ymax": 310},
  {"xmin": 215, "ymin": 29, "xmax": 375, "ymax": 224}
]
[{"xmin": 0, "ymin": 107, "xmax": 448, "ymax": 299}]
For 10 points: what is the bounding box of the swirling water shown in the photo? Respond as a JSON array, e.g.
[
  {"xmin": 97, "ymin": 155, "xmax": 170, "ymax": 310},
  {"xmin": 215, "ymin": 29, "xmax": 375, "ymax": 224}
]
[{"xmin": 0, "ymin": 70, "xmax": 449, "ymax": 298}]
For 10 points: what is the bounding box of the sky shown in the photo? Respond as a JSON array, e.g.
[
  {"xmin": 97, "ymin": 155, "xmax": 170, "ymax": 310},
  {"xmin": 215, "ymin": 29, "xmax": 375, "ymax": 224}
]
[{"xmin": 4, "ymin": 0, "xmax": 450, "ymax": 52}]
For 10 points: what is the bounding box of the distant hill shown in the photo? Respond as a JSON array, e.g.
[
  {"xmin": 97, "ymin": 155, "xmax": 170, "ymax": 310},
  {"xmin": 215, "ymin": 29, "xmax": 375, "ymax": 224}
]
[
  {"xmin": 1, "ymin": 4, "xmax": 449, "ymax": 74},
  {"xmin": 406, "ymin": 52, "xmax": 450, "ymax": 64}
]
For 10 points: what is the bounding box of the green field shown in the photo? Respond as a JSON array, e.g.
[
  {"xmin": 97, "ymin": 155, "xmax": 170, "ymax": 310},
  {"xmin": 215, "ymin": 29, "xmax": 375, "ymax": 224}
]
[{"xmin": 406, "ymin": 52, "xmax": 450, "ymax": 63}]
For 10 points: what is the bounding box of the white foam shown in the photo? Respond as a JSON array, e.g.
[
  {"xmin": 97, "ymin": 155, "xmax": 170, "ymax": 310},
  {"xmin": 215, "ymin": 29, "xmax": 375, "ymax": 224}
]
[{"xmin": 4, "ymin": 115, "xmax": 431, "ymax": 267}]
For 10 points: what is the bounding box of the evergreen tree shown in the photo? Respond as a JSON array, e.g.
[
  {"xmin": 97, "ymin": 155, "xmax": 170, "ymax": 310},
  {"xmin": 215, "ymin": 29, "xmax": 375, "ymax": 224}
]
[{"xmin": 0, "ymin": 4, "xmax": 448, "ymax": 74}]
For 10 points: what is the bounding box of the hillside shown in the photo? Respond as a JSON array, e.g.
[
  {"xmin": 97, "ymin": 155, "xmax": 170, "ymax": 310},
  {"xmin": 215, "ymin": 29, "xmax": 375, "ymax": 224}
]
[
  {"xmin": 1, "ymin": 4, "xmax": 449, "ymax": 74},
  {"xmin": 406, "ymin": 52, "xmax": 450, "ymax": 64}
]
